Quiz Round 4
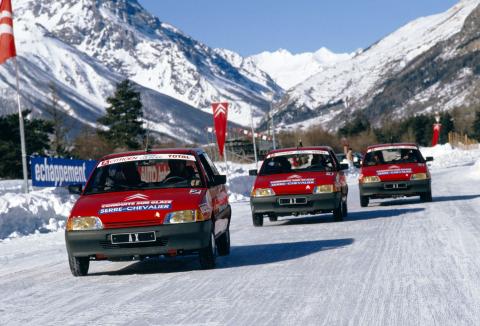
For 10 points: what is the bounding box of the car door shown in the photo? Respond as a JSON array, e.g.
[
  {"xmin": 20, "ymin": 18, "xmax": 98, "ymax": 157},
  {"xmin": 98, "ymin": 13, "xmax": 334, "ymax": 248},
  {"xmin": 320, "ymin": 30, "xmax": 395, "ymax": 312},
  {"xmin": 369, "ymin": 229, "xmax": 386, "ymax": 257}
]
[
  {"xmin": 198, "ymin": 153, "xmax": 229, "ymax": 236},
  {"xmin": 329, "ymin": 150, "xmax": 348, "ymax": 196}
]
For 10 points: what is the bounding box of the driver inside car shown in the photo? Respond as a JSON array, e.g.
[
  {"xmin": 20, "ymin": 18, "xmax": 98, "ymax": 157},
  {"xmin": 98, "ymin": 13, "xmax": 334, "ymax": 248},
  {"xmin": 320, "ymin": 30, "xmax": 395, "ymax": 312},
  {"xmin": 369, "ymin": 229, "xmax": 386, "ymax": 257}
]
[{"xmin": 165, "ymin": 160, "xmax": 195, "ymax": 183}]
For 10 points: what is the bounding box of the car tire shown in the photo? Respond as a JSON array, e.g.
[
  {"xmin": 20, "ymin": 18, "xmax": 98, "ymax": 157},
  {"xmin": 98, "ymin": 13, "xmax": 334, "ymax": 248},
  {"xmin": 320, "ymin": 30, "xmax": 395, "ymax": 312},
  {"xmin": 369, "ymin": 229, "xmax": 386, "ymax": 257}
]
[
  {"xmin": 199, "ymin": 231, "xmax": 216, "ymax": 269},
  {"xmin": 420, "ymin": 191, "xmax": 433, "ymax": 202},
  {"xmin": 333, "ymin": 200, "xmax": 343, "ymax": 221},
  {"xmin": 268, "ymin": 215, "xmax": 278, "ymax": 222},
  {"xmin": 360, "ymin": 195, "xmax": 369, "ymax": 207},
  {"xmin": 342, "ymin": 199, "xmax": 348, "ymax": 218},
  {"xmin": 68, "ymin": 254, "xmax": 89, "ymax": 277},
  {"xmin": 252, "ymin": 213, "xmax": 264, "ymax": 227},
  {"xmin": 216, "ymin": 228, "xmax": 230, "ymax": 256}
]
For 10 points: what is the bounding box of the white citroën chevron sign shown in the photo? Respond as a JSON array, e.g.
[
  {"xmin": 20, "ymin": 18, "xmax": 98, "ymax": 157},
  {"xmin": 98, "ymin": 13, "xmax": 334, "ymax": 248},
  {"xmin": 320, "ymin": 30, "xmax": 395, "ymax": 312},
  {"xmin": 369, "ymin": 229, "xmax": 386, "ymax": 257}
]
[{"xmin": 214, "ymin": 103, "xmax": 227, "ymax": 117}]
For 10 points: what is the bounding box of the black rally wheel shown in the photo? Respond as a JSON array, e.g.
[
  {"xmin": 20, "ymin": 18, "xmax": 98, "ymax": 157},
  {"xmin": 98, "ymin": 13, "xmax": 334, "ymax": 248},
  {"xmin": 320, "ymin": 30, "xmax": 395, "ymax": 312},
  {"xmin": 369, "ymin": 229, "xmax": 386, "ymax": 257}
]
[
  {"xmin": 252, "ymin": 213, "xmax": 264, "ymax": 227},
  {"xmin": 68, "ymin": 254, "xmax": 90, "ymax": 277},
  {"xmin": 360, "ymin": 195, "xmax": 369, "ymax": 207},
  {"xmin": 199, "ymin": 231, "xmax": 217, "ymax": 269},
  {"xmin": 216, "ymin": 228, "xmax": 230, "ymax": 256}
]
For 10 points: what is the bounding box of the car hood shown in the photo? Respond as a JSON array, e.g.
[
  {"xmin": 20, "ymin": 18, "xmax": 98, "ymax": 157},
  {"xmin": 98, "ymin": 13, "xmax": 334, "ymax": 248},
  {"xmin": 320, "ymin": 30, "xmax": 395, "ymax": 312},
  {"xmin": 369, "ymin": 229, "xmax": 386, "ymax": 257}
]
[
  {"xmin": 361, "ymin": 163, "xmax": 428, "ymax": 181},
  {"xmin": 254, "ymin": 171, "xmax": 337, "ymax": 195},
  {"xmin": 71, "ymin": 188, "xmax": 207, "ymax": 227}
]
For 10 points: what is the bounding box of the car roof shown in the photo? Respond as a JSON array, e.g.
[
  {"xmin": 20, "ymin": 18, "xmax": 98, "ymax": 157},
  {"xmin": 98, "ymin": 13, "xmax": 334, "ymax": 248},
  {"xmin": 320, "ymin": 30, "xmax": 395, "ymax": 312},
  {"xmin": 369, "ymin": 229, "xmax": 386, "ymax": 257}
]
[
  {"xmin": 99, "ymin": 148, "xmax": 204, "ymax": 161},
  {"xmin": 267, "ymin": 146, "xmax": 333, "ymax": 156},
  {"xmin": 366, "ymin": 143, "xmax": 418, "ymax": 151}
]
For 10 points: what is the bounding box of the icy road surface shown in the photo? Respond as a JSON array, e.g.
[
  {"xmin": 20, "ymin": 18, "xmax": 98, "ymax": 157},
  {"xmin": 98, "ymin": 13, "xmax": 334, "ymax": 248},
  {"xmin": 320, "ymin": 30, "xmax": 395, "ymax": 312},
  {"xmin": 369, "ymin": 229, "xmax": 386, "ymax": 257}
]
[{"xmin": 1, "ymin": 165, "xmax": 480, "ymax": 326}]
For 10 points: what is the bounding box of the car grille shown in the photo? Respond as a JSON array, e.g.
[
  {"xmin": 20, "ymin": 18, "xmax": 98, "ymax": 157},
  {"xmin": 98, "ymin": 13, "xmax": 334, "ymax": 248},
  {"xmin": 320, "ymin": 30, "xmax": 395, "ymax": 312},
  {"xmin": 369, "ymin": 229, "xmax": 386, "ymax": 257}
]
[
  {"xmin": 103, "ymin": 220, "xmax": 162, "ymax": 229},
  {"xmin": 278, "ymin": 197, "xmax": 307, "ymax": 205},
  {"xmin": 99, "ymin": 238, "xmax": 168, "ymax": 249},
  {"xmin": 384, "ymin": 183, "xmax": 408, "ymax": 190}
]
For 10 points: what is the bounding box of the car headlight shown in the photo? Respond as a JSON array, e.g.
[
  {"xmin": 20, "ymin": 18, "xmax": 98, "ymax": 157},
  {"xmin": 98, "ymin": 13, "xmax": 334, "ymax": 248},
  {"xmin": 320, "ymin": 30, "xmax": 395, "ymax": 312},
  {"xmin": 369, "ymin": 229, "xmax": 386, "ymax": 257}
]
[
  {"xmin": 67, "ymin": 216, "xmax": 103, "ymax": 231},
  {"xmin": 313, "ymin": 184, "xmax": 336, "ymax": 193},
  {"xmin": 251, "ymin": 188, "xmax": 276, "ymax": 197},
  {"xmin": 411, "ymin": 173, "xmax": 429, "ymax": 180},
  {"xmin": 361, "ymin": 176, "xmax": 381, "ymax": 183},
  {"xmin": 164, "ymin": 210, "xmax": 200, "ymax": 224}
]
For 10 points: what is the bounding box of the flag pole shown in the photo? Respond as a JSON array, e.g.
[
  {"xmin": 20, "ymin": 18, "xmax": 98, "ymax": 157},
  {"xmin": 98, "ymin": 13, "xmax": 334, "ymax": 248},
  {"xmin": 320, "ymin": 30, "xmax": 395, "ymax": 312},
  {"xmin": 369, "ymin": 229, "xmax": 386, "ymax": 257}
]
[{"xmin": 13, "ymin": 57, "xmax": 28, "ymax": 193}]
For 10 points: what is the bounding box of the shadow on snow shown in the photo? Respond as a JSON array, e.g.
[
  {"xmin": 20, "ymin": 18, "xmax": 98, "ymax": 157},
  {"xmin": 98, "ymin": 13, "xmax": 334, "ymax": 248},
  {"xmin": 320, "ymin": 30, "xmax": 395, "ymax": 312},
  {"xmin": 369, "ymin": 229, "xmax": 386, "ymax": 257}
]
[{"xmin": 88, "ymin": 238, "xmax": 354, "ymax": 276}]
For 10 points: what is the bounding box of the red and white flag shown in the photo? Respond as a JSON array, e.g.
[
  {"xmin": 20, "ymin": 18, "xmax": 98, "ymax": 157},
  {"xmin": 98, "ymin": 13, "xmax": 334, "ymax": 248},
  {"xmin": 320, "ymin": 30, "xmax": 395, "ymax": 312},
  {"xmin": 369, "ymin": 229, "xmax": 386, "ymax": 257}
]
[
  {"xmin": 211, "ymin": 102, "xmax": 229, "ymax": 157},
  {"xmin": 0, "ymin": 0, "xmax": 16, "ymax": 64},
  {"xmin": 432, "ymin": 123, "xmax": 441, "ymax": 147}
]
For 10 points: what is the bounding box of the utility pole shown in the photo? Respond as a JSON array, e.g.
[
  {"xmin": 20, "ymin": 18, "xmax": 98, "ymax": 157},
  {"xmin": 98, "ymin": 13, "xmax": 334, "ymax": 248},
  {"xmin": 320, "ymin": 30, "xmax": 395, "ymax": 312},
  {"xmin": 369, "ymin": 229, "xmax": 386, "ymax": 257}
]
[
  {"xmin": 270, "ymin": 99, "xmax": 277, "ymax": 150},
  {"xmin": 250, "ymin": 106, "xmax": 258, "ymax": 170}
]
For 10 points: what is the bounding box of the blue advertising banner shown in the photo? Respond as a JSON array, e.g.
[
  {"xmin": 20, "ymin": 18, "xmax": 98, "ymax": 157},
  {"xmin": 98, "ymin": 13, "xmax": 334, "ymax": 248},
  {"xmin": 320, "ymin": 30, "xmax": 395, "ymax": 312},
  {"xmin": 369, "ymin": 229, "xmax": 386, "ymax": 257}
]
[{"xmin": 30, "ymin": 157, "xmax": 97, "ymax": 187}]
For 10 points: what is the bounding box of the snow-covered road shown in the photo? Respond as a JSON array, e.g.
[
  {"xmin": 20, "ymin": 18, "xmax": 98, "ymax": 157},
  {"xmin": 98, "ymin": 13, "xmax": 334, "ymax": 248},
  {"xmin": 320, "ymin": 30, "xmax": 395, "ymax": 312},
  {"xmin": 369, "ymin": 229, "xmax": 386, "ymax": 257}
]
[{"xmin": 1, "ymin": 163, "xmax": 480, "ymax": 325}]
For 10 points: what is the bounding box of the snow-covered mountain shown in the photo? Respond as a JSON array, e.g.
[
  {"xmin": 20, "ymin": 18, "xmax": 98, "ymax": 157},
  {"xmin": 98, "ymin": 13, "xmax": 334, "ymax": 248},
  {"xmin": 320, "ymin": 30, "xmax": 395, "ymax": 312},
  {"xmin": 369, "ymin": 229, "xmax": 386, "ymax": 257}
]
[
  {"xmin": 272, "ymin": 0, "xmax": 480, "ymax": 131},
  {"xmin": 250, "ymin": 48, "xmax": 354, "ymax": 90},
  {"xmin": 0, "ymin": 0, "xmax": 283, "ymax": 143}
]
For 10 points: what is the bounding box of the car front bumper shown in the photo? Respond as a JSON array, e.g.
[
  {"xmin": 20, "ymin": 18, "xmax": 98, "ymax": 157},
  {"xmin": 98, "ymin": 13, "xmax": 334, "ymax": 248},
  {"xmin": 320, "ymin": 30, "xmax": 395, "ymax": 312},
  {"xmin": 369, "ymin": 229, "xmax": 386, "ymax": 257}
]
[
  {"xmin": 65, "ymin": 220, "xmax": 212, "ymax": 259},
  {"xmin": 250, "ymin": 192, "xmax": 342, "ymax": 217},
  {"xmin": 359, "ymin": 179, "xmax": 431, "ymax": 198}
]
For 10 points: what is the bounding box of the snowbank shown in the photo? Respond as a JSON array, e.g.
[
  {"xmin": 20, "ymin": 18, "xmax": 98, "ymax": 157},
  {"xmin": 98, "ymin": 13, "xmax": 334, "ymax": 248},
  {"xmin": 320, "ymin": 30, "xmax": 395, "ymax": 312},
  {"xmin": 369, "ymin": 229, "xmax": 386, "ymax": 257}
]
[
  {"xmin": 420, "ymin": 143, "xmax": 480, "ymax": 169},
  {"xmin": 0, "ymin": 182, "xmax": 76, "ymax": 240}
]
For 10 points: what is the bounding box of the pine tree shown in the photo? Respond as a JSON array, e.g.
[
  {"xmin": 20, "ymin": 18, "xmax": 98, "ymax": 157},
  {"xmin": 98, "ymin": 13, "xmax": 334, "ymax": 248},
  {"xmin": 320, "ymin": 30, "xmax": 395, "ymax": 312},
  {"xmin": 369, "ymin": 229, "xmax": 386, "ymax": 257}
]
[
  {"xmin": 473, "ymin": 111, "xmax": 480, "ymax": 141},
  {"xmin": 439, "ymin": 112, "xmax": 454, "ymax": 144},
  {"xmin": 46, "ymin": 82, "xmax": 69, "ymax": 156},
  {"xmin": 98, "ymin": 79, "xmax": 146, "ymax": 150},
  {"xmin": 0, "ymin": 111, "xmax": 53, "ymax": 178}
]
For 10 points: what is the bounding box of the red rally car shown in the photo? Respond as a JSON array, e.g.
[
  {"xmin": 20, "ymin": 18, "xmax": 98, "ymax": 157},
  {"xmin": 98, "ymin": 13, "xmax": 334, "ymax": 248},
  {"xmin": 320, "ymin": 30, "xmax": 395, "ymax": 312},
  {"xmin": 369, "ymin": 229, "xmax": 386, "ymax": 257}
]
[
  {"xmin": 65, "ymin": 149, "xmax": 231, "ymax": 276},
  {"xmin": 359, "ymin": 143, "xmax": 434, "ymax": 207},
  {"xmin": 249, "ymin": 147, "xmax": 349, "ymax": 226}
]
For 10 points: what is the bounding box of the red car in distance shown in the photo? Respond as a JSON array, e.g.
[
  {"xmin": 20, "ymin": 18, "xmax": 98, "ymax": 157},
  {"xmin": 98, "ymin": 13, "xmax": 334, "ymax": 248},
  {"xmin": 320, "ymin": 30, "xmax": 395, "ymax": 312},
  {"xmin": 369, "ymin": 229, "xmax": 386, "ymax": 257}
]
[
  {"xmin": 65, "ymin": 149, "xmax": 231, "ymax": 276},
  {"xmin": 359, "ymin": 143, "xmax": 433, "ymax": 207},
  {"xmin": 249, "ymin": 147, "xmax": 349, "ymax": 226}
]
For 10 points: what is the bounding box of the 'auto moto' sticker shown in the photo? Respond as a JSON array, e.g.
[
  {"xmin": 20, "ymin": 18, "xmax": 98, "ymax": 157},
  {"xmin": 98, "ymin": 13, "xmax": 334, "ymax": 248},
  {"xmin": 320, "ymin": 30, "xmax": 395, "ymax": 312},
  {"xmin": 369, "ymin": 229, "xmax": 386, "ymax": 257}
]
[
  {"xmin": 99, "ymin": 200, "xmax": 172, "ymax": 214},
  {"xmin": 377, "ymin": 168, "xmax": 412, "ymax": 176},
  {"xmin": 270, "ymin": 178, "xmax": 315, "ymax": 187}
]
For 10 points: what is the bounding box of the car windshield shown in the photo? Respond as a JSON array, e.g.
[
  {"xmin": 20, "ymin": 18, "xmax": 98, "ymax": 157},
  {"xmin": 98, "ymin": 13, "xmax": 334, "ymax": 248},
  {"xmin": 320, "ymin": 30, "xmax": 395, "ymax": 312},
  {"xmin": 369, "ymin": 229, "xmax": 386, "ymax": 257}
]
[
  {"xmin": 259, "ymin": 152, "xmax": 335, "ymax": 175},
  {"xmin": 363, "ymin": 148, "xmax": 425, "ymax": 166},
  {"xmin": 84, "ymin": 156, "xmax": 204, "ymax": 195}
]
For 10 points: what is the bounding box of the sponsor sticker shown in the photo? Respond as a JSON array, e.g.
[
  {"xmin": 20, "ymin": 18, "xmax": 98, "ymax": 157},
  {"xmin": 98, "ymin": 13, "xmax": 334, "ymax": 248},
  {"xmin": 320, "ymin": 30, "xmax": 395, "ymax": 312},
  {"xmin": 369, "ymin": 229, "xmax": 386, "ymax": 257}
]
[
  {"xmin": 267, "ymin": 150, "xmax": 329, "ymax": 158},
  {"xmin": 377, "ymin": 168, "xmax": 412, "ymax": 176},
  {"xmin": 270, "ymin": 178, "xmax": 315, "ymax": 187},
  {"xmin": 97, "ymin": 154, "xmax": 196, "ymax": 167},
  {"xmin": 190, "ymin": 189, "xmax": 202, "ymax": 195},
  {"xmin": 367, "ymin": 145, "xmax": 417, "ymax": 153},
  {"xmin": 99, "ymin": 200, "xmax": 173, "ymax": 214}
]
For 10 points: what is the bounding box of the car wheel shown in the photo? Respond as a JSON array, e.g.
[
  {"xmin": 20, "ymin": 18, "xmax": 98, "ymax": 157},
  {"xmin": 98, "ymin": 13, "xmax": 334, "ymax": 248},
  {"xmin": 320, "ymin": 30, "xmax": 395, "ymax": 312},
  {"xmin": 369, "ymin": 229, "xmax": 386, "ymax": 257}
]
[
  {"xmin": 342, "ymin": 199, "xmax": 348, "ymax": 217},
  {"xmin": 252, "ymin": 213, "xmax": 264, "ymax": 227},
  {"xmin": 216, "ymin": 228, "xmax": 230, "ymax": 256},
  {"xmin": 268, "ymin": 215, "xmax": 278, "ymax": 222},
  {"xmin": 420, "ymin": 191, "xmax": 433, "ymax": 202},
  {"xmin": 360, "ymin": 195, "xmax": 369, "ymax": 207},
  {"xmin": 199, "ymin": 231, "xmax": 217, "ymax": 269},
  {"xmin": 68, "ymin": 254, "xmax": 89, "ymax": 277},
  {"xmin": 333, "ymin": 200, "xmax": 343, "ymax": 221}
]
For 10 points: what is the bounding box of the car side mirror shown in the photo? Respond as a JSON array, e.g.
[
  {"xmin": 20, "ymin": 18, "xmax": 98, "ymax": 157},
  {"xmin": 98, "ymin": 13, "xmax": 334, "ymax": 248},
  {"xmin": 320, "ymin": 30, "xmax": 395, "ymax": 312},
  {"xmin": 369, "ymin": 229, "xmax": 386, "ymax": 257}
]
[
  {"xmin": 249, "ymin": 169, "xmax": 258, "ymax": 176},
  {"xmin": 68, "ymin": 184, "xmax": 83, "ymax": 195},
  {"xmin": 211, "ymin": 175, "xmax": 227, "ymax": 186},
  {"xmin": 426, "ymin": 156, "xmax": 434, "ymax": 162},
  {"xmin": 339, "ymin": 163, "xmax": 349, "ymax": 171}
]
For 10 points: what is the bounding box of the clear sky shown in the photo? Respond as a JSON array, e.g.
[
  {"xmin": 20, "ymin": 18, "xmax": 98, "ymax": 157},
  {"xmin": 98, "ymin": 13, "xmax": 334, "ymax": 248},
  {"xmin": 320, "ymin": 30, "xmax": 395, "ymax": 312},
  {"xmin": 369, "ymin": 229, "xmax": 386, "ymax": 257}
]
[{"xmin": 138, "ymin": 0, "xmax": 459, "ymax": 56}]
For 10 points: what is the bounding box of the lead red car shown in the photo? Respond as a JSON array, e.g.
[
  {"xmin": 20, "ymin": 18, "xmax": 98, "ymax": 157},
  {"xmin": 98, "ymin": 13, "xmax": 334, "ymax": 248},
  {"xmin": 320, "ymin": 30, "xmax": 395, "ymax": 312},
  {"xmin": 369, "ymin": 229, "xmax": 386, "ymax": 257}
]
[
  {"xmin": 65, "ymin": 149, "xmax": 231, "ymax": 276},
  {"xmin": 249, "ymin": 147, "xmax": 349, "ymax": 226},
  {"xmin": 358, "ymin": 143, "xmax": 433, "ymax": 207}
]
